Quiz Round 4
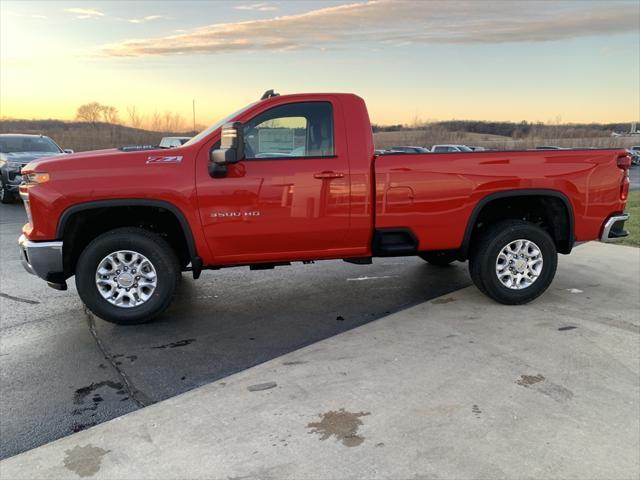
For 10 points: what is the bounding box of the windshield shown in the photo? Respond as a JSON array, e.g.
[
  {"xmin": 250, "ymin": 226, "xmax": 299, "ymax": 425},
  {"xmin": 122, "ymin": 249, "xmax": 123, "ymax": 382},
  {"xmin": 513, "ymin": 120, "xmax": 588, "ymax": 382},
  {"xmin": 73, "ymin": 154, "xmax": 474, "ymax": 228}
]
[
  {"xmin": 182, "ymin": 102, "xmax": 259, "ymax": 147},
  {"xmin": 0, "ymin": 136, "xmax": 62, "ymax": 154},
  {"xmin": 458, "ymin": 146, "xmax": 473, "ymax": 152}
]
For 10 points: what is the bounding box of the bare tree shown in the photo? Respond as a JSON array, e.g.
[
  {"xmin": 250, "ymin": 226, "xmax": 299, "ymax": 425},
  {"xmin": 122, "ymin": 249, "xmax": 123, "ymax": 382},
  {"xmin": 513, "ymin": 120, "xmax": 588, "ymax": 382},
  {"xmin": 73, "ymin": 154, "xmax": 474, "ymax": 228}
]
[
  {"xmin": 163, "ymin": 110, "xmax": 173, "ymax": 132},
  {"xmin": 172, "ymin": 112, "xmax": 185, "ymax": 132},
  {"xmin": 159, "ymin": 111, "xmax": 185, "ymax": 132},
  {"xmin": 150, "ymin": 111, "xmax": 163, "ymax": 132},
  {"xmin": 76, "ymin": 102, "xmax": 103, "ymax": 124},
  {"xmin": 101, "ymin": 105, "xmax": 119, "ymax": 125},
  {"xmin": 127, "ymin": 105, "xmax": 144, "ymax": 129}
]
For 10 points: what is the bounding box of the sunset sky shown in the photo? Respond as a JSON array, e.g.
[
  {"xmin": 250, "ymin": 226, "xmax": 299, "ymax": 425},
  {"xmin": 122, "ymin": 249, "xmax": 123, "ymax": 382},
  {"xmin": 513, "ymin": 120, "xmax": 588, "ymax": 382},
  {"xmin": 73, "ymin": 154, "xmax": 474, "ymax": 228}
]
[{"xmin": 1, "ymin": 0, "xmax": 639, "ymax": 127}]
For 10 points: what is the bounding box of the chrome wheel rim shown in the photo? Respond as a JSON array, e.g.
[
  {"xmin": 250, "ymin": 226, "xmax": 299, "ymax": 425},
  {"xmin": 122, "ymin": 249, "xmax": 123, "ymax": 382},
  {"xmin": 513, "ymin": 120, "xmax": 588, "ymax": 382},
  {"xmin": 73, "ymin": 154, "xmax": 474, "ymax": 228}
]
[
  {"xmin": 495, "ymin": 239, "xmax": 543, "ymax": 290},
  {"xmin": 95, "ymin": 250, "xmax": 157, "ymax": 308}
]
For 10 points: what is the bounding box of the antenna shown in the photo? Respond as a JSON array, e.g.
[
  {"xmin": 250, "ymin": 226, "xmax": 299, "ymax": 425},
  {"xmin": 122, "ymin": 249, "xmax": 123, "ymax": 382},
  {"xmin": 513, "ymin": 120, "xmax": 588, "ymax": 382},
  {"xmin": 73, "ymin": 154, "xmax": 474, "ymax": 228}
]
[{"xmin": 260, "ymin": 89, "xmax": 280, "ymax": 100}]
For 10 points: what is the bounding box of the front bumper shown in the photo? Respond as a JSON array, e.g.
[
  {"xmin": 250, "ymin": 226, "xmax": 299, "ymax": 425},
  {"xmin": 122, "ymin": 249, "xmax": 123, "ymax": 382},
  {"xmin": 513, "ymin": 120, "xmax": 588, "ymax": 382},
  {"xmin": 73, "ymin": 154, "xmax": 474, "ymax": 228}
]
[
  {"xmin": 18, "ymin": 234, "xmax": 65, "ymax": 286},
  {"xmin": 5, "ymin": 181, "xmax": 21, "ymax": 192},
  {"xmin": 600, "ymin": 213, "xmax": 630, "ymax": 243},
  {"xmin": 1, "ymin": 168, "xmax": 23, "ymax": 190}
]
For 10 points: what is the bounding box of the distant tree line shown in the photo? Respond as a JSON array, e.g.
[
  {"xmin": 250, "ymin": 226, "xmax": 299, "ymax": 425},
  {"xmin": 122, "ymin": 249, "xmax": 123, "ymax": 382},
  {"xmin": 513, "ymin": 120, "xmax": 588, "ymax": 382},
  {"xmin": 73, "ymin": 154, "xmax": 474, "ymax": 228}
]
[
  {"xmin": 372, "ymin": 120, "xmax": 634, "ymax": 138},
  {"xmin": 74, "ymin": 102, "xmax": 202, "ymax": 133}
]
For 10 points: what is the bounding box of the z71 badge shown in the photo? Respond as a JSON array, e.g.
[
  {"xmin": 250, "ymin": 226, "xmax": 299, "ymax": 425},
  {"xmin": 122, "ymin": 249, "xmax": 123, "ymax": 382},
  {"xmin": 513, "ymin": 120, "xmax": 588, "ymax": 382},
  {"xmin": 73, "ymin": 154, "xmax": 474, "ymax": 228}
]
[{"xmin": 146, "ymin": 156, "xmax": 183, "ymax": 164}]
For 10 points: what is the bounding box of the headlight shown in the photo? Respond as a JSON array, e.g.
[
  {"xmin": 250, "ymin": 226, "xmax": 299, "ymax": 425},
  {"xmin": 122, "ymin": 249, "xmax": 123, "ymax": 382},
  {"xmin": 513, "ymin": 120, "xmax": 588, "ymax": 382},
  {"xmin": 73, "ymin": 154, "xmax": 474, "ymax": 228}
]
[{"xmin": 23, "ymin": 172, "xmax": 50, "ymax": 184}]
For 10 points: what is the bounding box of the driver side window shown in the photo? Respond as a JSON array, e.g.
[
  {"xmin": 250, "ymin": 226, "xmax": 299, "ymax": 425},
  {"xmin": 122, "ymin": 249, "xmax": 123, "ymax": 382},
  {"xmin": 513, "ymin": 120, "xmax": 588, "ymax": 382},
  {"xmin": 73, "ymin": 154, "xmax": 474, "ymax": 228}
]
[{"xmin": 243, "ymin": 102, "xmax": 334, "ymax": 159}]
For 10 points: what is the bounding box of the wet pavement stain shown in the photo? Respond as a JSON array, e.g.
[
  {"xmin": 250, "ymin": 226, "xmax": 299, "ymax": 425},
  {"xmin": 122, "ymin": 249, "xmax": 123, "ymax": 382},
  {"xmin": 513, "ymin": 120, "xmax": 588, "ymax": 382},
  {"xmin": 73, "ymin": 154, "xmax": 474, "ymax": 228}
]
[
  {"xmin": 558, "ymin": 326, "xmax": 577, "ymax": 331},
  {"xmin": 0, "ymin": 292, "xmax": 40, "ymax": 304},
  {"xmin": 74, "ymin": 381, "xmax": 124, "ymax": 405},
  {"xmin": 432, "ymin": 297, "xmax": 456, "ymax": 305},
  {"xmin": 515, "ymin": 374, "xmax": 573, "ymax": 402},
  {"xmin": 112, "ymin": 354, "xmax": 138, "ymax": 363},
  {"xmin": 63, "ymin": 444, "xmax": 110, "ymax": 478},
  {"xmin": 537, "ymin": 382, "xmax": 574, "ymax": 402},
  {"xmin": 516, "ymin": 374, "xmax": 545, "ymax": 387},
  {"xmin": 307, "ymin": 409, "xmax": 370, "ymax": 447},
  {"xmin": 247, "ymin": 381, "xmax": 277, "ymax": 392},
  {"xmin": 151, "ymin": 339, "xmax": 196, "ymax": 349}
]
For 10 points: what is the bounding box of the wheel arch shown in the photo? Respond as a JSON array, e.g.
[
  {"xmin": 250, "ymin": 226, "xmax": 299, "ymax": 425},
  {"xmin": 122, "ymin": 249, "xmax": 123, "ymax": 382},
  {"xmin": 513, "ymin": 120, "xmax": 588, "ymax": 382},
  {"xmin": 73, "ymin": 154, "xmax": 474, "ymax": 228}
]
[
  {"xmin": 461, "ymin": 189, "xmax": 575, "ymax": 258},
  {"xmin": 57, "ymin": 199, "xmax": 202, "ymax": 278}
]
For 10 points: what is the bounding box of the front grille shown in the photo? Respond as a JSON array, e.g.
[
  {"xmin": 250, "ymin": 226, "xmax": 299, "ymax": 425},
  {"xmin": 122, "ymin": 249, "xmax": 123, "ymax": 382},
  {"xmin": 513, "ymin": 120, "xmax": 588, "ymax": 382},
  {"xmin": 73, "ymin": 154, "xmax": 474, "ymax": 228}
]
[{"xmin": 8, "ymin": 170, "xmax": 22, "ymax": 182}]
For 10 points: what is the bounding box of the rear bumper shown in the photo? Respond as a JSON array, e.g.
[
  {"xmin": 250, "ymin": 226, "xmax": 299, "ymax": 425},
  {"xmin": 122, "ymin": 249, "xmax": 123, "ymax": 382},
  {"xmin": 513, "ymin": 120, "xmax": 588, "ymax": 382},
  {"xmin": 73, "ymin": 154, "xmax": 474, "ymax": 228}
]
[
  {"xmin": 600, "ymin": 214, "xmax": 630, "ymax": 243},
  {"xmin": 18, "ymin": 234, "xmax": 65, "ymax": 283}
]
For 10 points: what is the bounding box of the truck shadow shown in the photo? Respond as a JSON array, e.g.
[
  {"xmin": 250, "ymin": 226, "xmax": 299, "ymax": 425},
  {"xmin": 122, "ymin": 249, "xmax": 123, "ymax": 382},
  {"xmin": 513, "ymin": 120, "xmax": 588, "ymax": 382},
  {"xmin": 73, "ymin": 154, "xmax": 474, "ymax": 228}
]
[{"xmin": 91, "ymin": 258, "xmax": 471, "ymax": 403}]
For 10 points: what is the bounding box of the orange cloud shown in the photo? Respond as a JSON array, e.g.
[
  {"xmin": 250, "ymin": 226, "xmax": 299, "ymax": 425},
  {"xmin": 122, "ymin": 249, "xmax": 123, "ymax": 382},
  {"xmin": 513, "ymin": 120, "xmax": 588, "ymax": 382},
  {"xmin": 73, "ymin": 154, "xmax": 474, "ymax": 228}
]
[{"xmin": 97, "ymin": 0, "xmax": 639, "ymax": 57}]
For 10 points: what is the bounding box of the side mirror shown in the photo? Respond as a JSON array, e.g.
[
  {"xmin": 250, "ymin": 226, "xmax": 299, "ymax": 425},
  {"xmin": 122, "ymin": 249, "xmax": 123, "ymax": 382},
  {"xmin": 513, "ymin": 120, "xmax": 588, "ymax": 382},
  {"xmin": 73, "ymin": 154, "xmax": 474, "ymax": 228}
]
[
  {"xmin": 63, "ymin": 149, "xmax": 74, "ymax": 154},
  {"xmin": 209, "ymin": 122, "xmax": 244, "ymax": 178}
]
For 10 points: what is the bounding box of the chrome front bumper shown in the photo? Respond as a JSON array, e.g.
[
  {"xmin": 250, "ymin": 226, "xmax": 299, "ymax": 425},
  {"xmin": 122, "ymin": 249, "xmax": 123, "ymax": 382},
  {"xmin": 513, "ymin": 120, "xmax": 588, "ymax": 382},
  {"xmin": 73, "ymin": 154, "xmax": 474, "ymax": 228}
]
[
  {"xmin": 600, "ymin": 213, "xmax": 630, "ymax": 243},
  {"xmin": 18, "ymin": 234, "xmax": 64, "ymax": 282}
]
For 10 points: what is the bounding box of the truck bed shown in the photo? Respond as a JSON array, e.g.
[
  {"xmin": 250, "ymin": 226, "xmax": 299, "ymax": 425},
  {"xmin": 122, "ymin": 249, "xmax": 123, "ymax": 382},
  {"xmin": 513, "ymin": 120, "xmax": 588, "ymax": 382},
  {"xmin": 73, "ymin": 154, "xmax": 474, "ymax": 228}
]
[{"xmin": 374, "ymin": 149, "xmax": 627, "ymax": 251}]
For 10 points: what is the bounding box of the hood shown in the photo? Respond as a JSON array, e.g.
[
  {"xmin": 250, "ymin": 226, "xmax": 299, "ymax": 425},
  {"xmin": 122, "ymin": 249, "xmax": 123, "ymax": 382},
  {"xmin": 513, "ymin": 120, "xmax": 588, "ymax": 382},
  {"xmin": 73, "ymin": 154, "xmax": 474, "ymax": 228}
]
[
  {"xmin": 0, "ymin": 151, "xmax": 64, "ymax": 165},
  {"xmin": 24, "ymin": 148, "xmax": 121, "ymax": 171}
]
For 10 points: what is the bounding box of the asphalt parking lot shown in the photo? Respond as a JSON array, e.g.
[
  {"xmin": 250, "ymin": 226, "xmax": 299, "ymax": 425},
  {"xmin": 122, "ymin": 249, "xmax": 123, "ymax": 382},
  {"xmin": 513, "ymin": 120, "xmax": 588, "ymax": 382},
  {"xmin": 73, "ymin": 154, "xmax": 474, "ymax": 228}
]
[{"xmin": 0, "ymin": 202, "xmax": 471, "ymax": 460}]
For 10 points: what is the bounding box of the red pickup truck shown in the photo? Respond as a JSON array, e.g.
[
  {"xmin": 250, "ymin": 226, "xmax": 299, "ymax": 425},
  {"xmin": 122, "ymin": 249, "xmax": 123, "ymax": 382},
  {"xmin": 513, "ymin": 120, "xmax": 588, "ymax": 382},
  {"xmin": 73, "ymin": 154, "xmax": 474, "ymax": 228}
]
[{"xmin": 17, "ymin": 91, "xmax": 631, "ymax": 325}]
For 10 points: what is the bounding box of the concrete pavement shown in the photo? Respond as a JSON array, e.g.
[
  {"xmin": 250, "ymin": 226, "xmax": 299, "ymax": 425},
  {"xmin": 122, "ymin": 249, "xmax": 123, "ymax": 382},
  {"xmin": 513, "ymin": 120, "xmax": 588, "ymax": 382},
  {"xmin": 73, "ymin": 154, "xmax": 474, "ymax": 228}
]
[{"xmin": 1, "ymin": 242, "xmax": 639, "ymax": 479}]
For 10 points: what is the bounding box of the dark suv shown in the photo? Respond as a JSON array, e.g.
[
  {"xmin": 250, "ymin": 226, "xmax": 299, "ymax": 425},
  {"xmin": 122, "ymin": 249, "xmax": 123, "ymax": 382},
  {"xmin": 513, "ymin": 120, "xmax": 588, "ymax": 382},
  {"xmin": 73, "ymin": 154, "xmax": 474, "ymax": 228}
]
[{"xmin": 0, "ymin": 134, "xmax": 70, "ymax": 203}]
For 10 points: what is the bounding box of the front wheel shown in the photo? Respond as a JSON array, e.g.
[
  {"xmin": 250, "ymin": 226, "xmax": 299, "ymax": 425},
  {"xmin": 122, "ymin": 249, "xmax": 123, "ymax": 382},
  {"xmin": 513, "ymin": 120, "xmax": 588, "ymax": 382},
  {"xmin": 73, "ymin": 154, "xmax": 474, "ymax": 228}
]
[
  {"xmin": 0, "ymin": 181, "xmax": 14, "ymax": 204},
  {"xmin": 469, "ymin": 220, "xmax": 557, "ymax": 305},
  {"xmin": 76, "ymin": 228, "xmax": 181, "ymax": 325}
]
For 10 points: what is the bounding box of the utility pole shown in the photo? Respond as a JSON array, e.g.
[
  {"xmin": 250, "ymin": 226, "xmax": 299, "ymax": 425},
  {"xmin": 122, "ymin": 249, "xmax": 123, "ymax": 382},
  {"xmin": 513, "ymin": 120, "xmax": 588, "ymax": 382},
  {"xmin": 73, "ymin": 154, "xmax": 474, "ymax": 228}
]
[{"xmin": 192, "ymin": 99, "xmax": 196, "ymax": 133}]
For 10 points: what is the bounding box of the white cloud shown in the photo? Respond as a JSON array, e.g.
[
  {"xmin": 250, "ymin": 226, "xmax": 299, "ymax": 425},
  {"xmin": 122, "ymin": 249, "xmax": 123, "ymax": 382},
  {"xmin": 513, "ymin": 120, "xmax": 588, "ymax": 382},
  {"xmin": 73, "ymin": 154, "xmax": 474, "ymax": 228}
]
[
  {"xmin": 98, "ymin": 0, "xmax": 640, "ymax": 57},
  {"xmin": 235, "ymin": 3, "xmax": 278, "ymax": 12},
  {"xmin": 65, "ymin": 7, "xmax": 104, "ymax": 19},
  {"xmin": 128, "ymin": 15, "xmax": 169, "ymax": 24}
]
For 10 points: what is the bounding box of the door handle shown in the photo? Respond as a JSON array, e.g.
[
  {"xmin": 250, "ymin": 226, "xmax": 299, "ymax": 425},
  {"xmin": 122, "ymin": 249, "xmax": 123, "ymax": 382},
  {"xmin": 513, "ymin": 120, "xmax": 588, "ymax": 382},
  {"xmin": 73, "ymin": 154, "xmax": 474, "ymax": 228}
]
[{"xmin": 314, "ymin": 171, "xmax": 344, "ymax": 179}]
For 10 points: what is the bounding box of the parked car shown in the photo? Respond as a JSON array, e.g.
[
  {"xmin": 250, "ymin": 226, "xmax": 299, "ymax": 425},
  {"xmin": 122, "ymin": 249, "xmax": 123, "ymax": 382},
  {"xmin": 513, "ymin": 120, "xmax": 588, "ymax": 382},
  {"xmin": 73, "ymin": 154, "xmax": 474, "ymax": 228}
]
[
  {"xmin": 159, "ymin": 137, "xmax": 191, "ymax": 148},
  {"xmin": 535, "ymin": 146, "xmax": 565, "ymax": 150},
  {"xmin": 17, "ymin": 91, "xmax": 631, "ymax": 325},
  {"xmin": 627, "ymin": 147, "xmax": 640, "ymax": 166},
  {"xmin": 431, "ymin": 144, "xmax": 473, "ymax": 152},
  {"xmin": 469, "ymin": 146, "xmax": 487, "ymax": 151},
  {"xmin": 0, "ymin": 134, "xmax": 71, "ymax": 204},
  {"xmin": 389, "ymin": 146, "xmax": 431, "ymax": 153}
]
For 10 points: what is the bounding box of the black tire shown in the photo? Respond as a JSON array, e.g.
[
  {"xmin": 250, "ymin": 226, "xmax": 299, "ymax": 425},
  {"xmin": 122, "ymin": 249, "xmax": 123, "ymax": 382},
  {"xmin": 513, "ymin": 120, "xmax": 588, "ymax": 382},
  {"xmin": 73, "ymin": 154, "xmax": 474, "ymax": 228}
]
[
  {"xmin": 419, "ymin": 251, "xmax": 457, "ymax": 266},
  {"xmin": 0, "ymin": 181, "xmax": 14, "ymax": 204},
  {"xmin": 469, "ymin": 220, "xmax": 557, "ymax": 305},
  {"xmin": 76, "ymin": 228, "xmax": 181, "ymax": 325}
]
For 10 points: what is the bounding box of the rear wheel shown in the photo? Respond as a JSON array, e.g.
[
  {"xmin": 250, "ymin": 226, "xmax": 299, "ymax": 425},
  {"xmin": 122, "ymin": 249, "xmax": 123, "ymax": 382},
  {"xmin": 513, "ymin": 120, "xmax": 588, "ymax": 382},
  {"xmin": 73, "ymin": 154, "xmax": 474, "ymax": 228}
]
[
  {"xmin": 76, "ymin": 228, "xmax": 180, "ymax": 325},
  {"xmin": 469, "ymin": 220, "xmax": 557, "ymax": 305},
  {"xmin": 418, "ymin": 251, "xmax": 457, "ymax": 266}
]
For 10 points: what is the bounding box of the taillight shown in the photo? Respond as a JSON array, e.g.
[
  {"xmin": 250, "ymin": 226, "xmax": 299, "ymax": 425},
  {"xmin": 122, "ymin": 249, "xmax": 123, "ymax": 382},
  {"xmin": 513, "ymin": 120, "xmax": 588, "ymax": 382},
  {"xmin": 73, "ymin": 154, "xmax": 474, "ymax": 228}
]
[
  {"xmin": 621, "ymin": 178, "xmax": 630, "ymax": 201},
  {"xmin": 617, "ymin": 154, "xmax": 631, "ymax": 201}
]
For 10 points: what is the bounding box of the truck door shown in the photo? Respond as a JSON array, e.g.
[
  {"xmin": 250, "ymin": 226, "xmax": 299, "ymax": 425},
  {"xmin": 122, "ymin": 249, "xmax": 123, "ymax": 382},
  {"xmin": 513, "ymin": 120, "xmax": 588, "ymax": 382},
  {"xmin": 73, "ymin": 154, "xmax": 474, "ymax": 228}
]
[{"xmin": 196, "ymin": 101, "xmax": 351, "ymax": 262}]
